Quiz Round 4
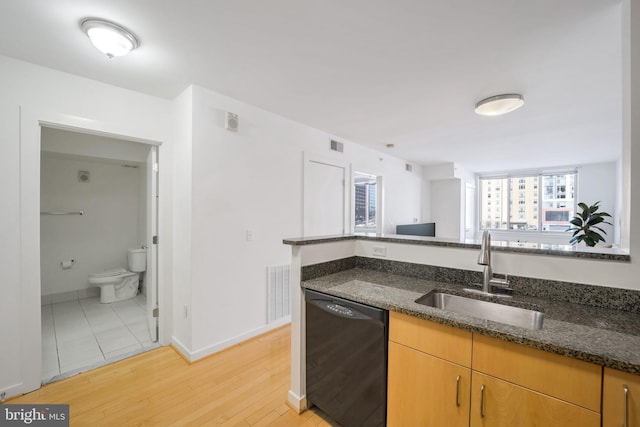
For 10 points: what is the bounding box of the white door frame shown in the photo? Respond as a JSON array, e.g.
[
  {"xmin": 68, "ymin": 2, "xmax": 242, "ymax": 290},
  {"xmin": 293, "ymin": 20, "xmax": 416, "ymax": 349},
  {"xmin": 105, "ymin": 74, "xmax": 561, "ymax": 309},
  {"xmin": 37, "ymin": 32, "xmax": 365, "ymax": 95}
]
[
  {"xmin": 146, "ymin": 146, "xmax": 159, "ymax": 342},
  {"xmin": 19, "ymin": 107, "xmax": 163, "ymax": 394}
]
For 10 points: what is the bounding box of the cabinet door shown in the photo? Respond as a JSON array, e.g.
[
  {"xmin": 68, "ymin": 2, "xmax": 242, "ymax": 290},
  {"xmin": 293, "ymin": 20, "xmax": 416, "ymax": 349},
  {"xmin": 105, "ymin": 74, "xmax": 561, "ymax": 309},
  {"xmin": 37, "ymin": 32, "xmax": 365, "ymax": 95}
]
[
  {"xmin": 603, "ymin": 367, "xmax": 640, "ymax": 427},
  {"xmin": 387, "ymin": 341, "xmax": 470, "ymax": 427},
  {"xmin": 469, "ymin": 371, "xmax": 600, "ymax": 427},
  {"xmin": 472, "ymin": 333, "xmax": 602, "ymax": 412}
]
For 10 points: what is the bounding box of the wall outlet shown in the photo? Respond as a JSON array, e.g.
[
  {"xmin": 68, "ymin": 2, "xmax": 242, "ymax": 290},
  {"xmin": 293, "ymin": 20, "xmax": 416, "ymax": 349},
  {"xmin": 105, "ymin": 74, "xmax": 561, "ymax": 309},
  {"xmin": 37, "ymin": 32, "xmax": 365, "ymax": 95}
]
[
  {"xmin": 246, "ymin": 229, "xmax": 254, "ymax": 242},
  {"xmin": 373, "ymin": 246, "xmax": 387, "ymax": 257}
]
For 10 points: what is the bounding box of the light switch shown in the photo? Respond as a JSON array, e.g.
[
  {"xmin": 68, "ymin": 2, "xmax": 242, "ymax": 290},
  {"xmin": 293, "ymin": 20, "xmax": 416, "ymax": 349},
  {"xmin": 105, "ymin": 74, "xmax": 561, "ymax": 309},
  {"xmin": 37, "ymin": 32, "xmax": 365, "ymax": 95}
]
[{"xmin": 246, "ymin": 229, "xmax": 254, "ymax": 241}]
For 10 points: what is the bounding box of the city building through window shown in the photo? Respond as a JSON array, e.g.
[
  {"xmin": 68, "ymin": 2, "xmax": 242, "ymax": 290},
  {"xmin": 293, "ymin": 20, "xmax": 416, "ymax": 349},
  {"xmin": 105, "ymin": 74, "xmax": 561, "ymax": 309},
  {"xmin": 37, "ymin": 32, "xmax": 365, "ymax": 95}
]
[
  {"xmin": 354, "ymin": 172, "xmax": 377, "ymax": 231},
  {"xmin": 479, "ymin": 171, "xmax": 577, "ymax": 232}
]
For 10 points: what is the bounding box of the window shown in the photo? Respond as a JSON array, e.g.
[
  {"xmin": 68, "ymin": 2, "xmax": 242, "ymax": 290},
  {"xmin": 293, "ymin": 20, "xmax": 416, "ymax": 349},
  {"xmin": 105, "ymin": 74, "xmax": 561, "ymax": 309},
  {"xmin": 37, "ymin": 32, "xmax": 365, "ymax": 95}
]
[
  {"xmin": 479, "ymin": 171, "xmax": 576, "ymax": 232},
  {"xmin": 354, "ymin": 172, "xmax": 377, "ymax": 230}
]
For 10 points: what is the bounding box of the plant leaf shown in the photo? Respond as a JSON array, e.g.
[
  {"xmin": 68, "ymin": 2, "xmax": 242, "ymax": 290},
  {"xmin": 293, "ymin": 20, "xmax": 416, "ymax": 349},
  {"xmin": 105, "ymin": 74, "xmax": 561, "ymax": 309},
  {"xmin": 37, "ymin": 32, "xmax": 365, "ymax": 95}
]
[
  {"xmin": 592, "ymin": 226, "xmax": 608, "ymax": 235},
  {"xmin": 587, "ymin": 230, "xmax": 605, "ymax": 242},
  {"xmin": 569, "ymin": 218, "xmax": 582, "ymax": 227},
  {"xmin": 587, "ymin": 216, "xmax": 605, "ymax": 227}
]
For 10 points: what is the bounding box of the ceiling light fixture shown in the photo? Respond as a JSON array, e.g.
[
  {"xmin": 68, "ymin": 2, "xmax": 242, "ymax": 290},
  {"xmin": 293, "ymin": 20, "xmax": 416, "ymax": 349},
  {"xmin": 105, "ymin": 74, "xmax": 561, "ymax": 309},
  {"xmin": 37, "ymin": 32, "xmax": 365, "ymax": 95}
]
[
  {"xmin": 475, "ymin": 94, "xmax": 524, "ymax": 116},
  {"xmin": 81, "ymin": 18, "xmax": 139, "ymax": 58}
]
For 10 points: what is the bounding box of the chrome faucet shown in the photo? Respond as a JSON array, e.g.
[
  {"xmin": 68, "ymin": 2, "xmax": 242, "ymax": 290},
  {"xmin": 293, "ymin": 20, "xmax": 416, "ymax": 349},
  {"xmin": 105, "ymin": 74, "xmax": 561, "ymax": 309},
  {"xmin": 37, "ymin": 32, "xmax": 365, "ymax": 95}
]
[
  {"xmin": 474, "ymin": 230, "xmax": 511, "ymax": 296},
  {"xmin": 478, "ymin": 230, "xmax": 493, "ymax": 293}
]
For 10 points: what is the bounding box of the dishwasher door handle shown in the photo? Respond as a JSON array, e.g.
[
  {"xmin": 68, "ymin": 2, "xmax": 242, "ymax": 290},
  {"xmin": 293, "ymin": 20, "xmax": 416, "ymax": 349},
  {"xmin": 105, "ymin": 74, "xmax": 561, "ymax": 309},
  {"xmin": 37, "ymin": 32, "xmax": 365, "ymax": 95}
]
[{"xmin": 308, "ymin": 299, "xmax": 373, "ymax": 320}]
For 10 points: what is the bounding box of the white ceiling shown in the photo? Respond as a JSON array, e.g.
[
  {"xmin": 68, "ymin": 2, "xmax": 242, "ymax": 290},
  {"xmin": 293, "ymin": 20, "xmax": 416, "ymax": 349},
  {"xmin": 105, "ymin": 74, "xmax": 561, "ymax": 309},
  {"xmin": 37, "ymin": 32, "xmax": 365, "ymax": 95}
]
[{"xmin": 0, "ymin": 0, "xmax": 623, "ymax": 172}]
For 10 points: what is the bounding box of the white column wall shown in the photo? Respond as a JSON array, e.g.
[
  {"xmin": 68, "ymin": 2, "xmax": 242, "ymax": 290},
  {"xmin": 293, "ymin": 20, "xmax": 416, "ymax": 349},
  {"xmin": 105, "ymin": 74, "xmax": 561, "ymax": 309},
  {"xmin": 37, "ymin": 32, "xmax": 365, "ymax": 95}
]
[
  {"xmin": 622, "ymin": 0, "xmax": 640, "ymax": 257},
  {"xmin": 169, "ymin": 87, "xmax": 194, "ymax": 354},
  {"xmin": 182, "ymin": 85, "xmax": 422, "ymax": 359}
]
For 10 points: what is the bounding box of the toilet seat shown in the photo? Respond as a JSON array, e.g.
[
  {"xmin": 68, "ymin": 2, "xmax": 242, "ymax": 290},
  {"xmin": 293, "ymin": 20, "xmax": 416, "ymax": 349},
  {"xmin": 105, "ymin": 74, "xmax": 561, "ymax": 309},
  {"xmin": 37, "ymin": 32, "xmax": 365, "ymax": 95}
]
[{"xmin": 89, "ymin": 268, "xmax": 136, "ymax": 284}]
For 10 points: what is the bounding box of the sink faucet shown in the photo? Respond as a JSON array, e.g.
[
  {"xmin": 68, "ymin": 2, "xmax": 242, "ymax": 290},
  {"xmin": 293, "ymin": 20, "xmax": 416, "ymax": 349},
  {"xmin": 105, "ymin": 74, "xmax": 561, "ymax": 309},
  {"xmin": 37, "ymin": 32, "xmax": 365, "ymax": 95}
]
[
  {"xmin": 478, "ymin": 230, "xmax": 492, "ymax": 293},
  {"xmin": 476, "ymin": 230, "xmax": 511, "ymax": 295}
]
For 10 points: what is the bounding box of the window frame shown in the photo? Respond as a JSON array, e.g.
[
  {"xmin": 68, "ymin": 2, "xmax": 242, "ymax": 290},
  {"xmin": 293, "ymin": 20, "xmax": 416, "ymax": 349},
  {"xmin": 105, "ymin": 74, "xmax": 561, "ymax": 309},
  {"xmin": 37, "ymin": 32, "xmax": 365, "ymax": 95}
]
[{"xmin": 478, "ymin": 169, "xmax": 578, "ymax": 233}]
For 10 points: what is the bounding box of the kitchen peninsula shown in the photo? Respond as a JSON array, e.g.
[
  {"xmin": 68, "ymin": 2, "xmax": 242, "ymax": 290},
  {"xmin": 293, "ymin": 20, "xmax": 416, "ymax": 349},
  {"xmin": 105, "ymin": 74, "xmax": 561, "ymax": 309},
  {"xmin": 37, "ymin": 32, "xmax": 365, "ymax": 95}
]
[{"xmin": 284, "ymin": 233, "xmax": 639, "ymax": 425}]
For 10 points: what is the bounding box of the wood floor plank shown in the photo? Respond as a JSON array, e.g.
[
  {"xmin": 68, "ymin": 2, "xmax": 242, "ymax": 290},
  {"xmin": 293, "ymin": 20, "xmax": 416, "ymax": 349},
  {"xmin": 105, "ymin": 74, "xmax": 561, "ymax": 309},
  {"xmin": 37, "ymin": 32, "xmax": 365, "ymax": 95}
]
[{"xmin": 7, "ymin": 325, "xmax": 337, "ymax": 426}]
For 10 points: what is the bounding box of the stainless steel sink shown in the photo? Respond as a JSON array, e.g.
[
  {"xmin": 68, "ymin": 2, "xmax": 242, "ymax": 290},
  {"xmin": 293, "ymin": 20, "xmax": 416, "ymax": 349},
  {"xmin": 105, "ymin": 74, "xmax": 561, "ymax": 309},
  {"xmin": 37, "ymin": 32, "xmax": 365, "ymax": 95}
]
[{"xmin": 415, "ymin": 291, "xmax": 544, "ymax": 330}]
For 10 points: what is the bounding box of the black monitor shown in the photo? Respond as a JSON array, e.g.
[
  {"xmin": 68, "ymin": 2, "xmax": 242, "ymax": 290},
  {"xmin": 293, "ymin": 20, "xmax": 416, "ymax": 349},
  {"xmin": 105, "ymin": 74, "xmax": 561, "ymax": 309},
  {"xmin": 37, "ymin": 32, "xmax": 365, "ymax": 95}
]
[{"xmin": 396, "ymin": 222, "xmax": 436, "ymax": 237}]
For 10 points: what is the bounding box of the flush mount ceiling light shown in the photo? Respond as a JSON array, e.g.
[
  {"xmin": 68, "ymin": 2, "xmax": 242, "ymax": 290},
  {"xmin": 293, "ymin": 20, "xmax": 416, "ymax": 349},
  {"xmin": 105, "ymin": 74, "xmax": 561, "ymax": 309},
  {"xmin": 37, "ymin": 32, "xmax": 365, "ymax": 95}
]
[
  {"xmin": 475, "ymin": 94, "xmax": 524, "ymax": 116},
  {"xmin": 81, "ymin": 18, "xmax": 139, "ymax": 58}
]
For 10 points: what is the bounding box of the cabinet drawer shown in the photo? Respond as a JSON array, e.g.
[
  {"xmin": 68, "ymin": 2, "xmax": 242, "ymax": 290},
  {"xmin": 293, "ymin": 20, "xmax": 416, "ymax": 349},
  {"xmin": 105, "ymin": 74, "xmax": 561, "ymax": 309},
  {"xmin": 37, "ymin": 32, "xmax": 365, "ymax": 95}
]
[
  {"xmin": 470, "ymin": 371, "xmax": 600, "ymax": 427},
  {"xmin": 389, "ymin": 311, "xmax": 472, "ymax": 367},
  {"xmin": 603, "ymin": 367, "xmax": 640, "ymax": 427},
  {"xmin": 472, "ymin": 334, "xmax": 602, "ymax": 411}
]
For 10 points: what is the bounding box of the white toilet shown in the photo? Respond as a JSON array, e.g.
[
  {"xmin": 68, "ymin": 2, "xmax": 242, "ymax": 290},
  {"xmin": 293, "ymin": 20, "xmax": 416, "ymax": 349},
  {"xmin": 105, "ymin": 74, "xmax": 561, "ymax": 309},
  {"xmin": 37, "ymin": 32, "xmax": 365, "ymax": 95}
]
[{"xmin": 89, "ymin": 248, "xmax": 147, "ymax": 303}]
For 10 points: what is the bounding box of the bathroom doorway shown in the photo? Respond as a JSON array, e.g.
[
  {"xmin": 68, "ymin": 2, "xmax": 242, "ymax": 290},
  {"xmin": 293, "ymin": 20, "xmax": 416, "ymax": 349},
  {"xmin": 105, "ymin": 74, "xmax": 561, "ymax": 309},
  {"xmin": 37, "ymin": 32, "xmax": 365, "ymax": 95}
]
[{"xmin": 39, "ymin": 127, "xmax": 160, "ymax": 383}]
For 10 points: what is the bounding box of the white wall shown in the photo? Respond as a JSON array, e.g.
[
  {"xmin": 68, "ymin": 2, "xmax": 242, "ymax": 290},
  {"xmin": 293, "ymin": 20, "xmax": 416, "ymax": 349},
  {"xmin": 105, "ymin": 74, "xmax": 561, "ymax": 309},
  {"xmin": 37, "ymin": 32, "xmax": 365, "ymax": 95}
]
[
  {"xmin": 41, "ymin": 127, "xmax": 151, "ymax": 163},
  {"xmin": 578, "ymin": 162, "xmax": 617, "ymax": 244},
  {"xmin": 170, "ymin": 84, "xmax": 422, "ymax": 360},
  {"xmin": 0, "ymin": 54, "xmax": 171, "ymax": 397},
  {"xmin": 422, "ymin": 163, "xmax": 475, "ymax": 240},
  {"xmin": 170, "ymin": 87, "xmax": 194, "ymax": 353},
  {"xmin": 40, "ymin": 155, "xmax": 142, "ymax": 297},
  {"xmin": 431, "ymin": 179, "xmax": 462, "ymax": 239}
]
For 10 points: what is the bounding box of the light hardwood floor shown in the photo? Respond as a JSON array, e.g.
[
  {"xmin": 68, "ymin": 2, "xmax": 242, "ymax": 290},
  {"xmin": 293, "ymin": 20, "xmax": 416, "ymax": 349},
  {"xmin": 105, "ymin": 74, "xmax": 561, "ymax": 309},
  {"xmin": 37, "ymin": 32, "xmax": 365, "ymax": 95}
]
[{"xmin": 8, "ymin": 325, "xmax": 336, "ymax": 426}]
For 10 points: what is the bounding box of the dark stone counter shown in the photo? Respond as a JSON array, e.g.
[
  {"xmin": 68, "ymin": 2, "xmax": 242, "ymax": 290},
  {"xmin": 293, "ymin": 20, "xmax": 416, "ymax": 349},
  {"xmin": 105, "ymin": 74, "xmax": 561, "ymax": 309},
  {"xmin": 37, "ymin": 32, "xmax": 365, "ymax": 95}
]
[{"xmin": 302, "ymin": 266, "xmax": 640, "ymax": 375}]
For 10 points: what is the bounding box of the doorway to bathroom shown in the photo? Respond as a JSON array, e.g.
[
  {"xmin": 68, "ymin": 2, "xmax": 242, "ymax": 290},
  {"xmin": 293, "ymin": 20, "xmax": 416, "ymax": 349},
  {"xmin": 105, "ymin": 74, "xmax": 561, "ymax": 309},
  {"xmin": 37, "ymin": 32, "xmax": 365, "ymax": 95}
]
[{"xmin": 39, "ymin": 127, "xmax": 160, "ymax": 383}]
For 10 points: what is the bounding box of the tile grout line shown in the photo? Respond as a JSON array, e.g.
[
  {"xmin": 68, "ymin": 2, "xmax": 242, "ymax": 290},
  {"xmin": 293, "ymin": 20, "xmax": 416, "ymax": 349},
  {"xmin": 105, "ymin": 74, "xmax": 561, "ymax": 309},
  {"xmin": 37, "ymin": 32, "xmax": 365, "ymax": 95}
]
[
  {"xmin": 111, "ymin": 298, "xmax": 148, "ymax": 348},
  {"xmin": 48, "ymin": 303, "xmax": 62, "ymax": 380},
  {"xmin": 77, "ymin": 298, "xmax": 109, "ymax": 362}
]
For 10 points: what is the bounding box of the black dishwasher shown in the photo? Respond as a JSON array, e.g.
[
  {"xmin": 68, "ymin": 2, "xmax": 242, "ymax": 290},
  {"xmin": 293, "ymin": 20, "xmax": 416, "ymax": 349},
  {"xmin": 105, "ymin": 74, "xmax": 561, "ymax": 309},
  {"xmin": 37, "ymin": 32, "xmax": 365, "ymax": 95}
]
[{"xmin": 305, "ymin": 289, "xmax": 388, "ymax": 427}]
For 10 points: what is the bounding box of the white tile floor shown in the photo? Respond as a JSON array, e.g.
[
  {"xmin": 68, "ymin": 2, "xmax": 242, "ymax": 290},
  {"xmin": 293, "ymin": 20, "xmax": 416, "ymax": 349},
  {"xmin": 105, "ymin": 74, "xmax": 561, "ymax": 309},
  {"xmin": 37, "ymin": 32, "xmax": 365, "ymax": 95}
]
[{"xmin": 41, "ymin": 294, "xmax": 158, "ymax": 383}]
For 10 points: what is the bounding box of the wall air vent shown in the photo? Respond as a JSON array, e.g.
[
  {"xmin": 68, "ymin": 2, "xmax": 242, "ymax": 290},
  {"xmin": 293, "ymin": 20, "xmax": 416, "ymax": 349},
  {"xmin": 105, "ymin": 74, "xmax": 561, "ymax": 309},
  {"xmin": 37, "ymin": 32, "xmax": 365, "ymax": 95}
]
[
  {"xmin": 330, "ymin": 140, "xmax": 344, "ymax": 153},
  {"xmin": 225, "ymin": 112, "xmax": 239, "ymax": 131},
  {"xmin": 406, "ymin": 164, "xmax": 412, "ymax": 172},
  {"xmin": 267, "ymin": 264, "xmax": 291, "ymax": 323}
]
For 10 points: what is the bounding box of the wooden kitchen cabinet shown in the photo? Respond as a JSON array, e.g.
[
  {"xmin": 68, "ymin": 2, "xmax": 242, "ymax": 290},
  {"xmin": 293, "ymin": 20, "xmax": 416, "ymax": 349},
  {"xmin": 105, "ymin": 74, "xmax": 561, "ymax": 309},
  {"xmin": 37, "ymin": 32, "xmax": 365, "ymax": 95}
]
[
  {"xmin": 387, "ymin": 341, "xmax": 471, "ymax": 427},
  {"xmin": 472, "ymin": 333, "xmax": 602, "ymax": 412},
  {"xmin": 389, "ymin": 311, "xmax": 472, "ymax": 367},
  {"xmin": 387, "ymin": 312, "xmax": 472, "ymax": 426},
  {"xmin": 469, "ymin": 371, "xmax": 600, "ymax": 427},
  {"xmin": 603, "ymin": 367, "xmax": 640, "ymax": 427},
  {"xmin": 388, "ymin": 311, "xmax": 605, "ymax": 427}
]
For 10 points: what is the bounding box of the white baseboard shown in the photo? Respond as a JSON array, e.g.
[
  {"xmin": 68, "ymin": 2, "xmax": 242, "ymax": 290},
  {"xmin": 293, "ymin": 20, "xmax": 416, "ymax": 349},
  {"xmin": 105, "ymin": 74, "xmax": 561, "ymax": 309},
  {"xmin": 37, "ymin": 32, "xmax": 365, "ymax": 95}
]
[
  {"xmin": 287, "ymin": 390, "xmax": 307, "ymax": 414},
  {"xmin": 170, "ymin": 336, "xmax": 192, "ymax": 361},
  {"xmin": 171, "ymin": 316, "xmax": 291, "ymax": 363},
  {"xmin": 1, "ymin": 382, "xmax": 25, "ymax": 401}
]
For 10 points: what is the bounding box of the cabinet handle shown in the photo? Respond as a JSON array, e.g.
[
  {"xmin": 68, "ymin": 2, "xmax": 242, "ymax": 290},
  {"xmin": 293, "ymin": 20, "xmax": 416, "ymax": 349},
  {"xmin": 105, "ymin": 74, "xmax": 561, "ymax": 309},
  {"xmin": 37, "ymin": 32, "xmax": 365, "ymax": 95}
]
[
  {"xmin": 623, "ymin": 384, "xmax": 629, "ymax": 427},
  {"xmin": 480, "ymin": 384, "xmax": 485, "ymax": 418},
  {"xmin": 455, "ymin": 375, "xmax": 461, "ymax": 407}
]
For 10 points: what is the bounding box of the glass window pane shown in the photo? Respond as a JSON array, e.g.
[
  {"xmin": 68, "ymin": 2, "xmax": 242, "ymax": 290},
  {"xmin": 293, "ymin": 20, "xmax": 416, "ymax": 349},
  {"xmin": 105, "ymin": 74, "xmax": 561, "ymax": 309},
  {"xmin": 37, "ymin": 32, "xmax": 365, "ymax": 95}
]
[
  {"xmin": 354, "ymin": 173, "xmax": 377, "ymax": 230},
  {"xmin": 480, "ymin": 178, "xmax": 508, "ymax": 230},
  {"xmin": 508, "ymin": 176, "xmax": 538, "ymax": 230},
  {"xmin": 541, "ymin": 173, "xmax": 575, "ymax": 231}
]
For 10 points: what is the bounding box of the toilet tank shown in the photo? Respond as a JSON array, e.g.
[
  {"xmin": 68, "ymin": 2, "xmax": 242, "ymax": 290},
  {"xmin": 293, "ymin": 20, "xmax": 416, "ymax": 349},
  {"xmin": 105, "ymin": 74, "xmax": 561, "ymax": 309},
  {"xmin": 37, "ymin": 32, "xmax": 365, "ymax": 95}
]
[{"xmin": 128, "ymin": 248, "xmax": 147, "ymax": 272}]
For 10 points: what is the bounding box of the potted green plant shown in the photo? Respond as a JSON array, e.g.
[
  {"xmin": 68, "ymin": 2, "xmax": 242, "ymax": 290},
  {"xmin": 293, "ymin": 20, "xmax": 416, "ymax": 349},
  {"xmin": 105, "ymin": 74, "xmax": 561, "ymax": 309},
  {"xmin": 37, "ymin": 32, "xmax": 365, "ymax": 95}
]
[{"xmin": 566, "ymin": 201, "xmax": 612, "ymax": 247}]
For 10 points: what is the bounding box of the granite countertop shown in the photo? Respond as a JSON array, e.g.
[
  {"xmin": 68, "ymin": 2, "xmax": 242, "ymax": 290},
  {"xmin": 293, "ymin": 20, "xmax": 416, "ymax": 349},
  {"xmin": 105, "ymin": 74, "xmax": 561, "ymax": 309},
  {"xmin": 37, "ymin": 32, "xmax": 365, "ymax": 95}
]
[
  {"xmin": 302, "ymin": 268, "xmax": 640, "ymax": 375},
  {"xmin": 283, "ymin": 233, "xmax": 631, "ymax": 262}
]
